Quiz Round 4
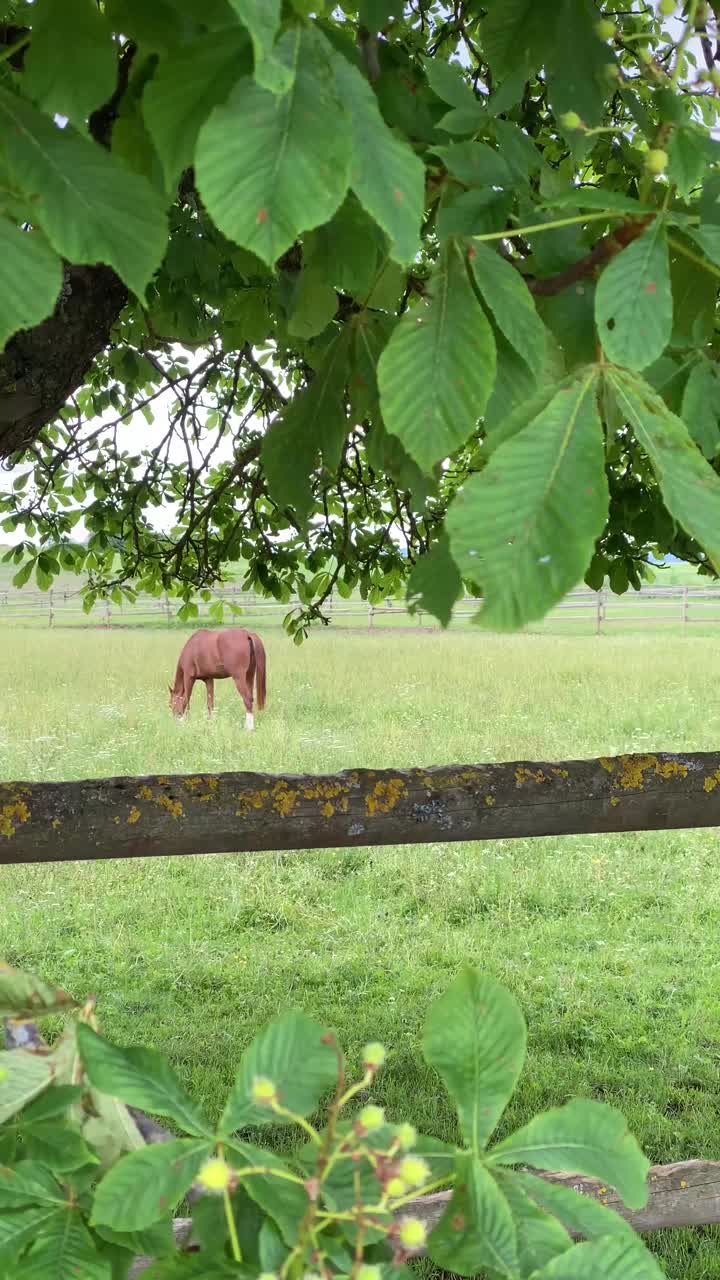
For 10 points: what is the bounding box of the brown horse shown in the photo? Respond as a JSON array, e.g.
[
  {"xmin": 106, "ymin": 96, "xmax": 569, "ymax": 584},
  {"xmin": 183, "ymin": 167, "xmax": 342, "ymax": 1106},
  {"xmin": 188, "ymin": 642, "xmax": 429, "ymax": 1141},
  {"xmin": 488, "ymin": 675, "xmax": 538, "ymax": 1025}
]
[{"xmin": 168, "ymin": 628, "xmax": 266, "ymax": 728}]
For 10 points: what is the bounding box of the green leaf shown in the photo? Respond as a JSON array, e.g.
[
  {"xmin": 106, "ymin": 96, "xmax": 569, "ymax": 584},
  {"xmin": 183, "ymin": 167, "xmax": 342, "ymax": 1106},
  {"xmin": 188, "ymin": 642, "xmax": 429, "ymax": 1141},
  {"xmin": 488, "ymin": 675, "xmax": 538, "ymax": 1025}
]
[
  {"xmin": 349, "ymin": 310, "xmax": 395, "ymax": 419},
  {"xmin": 104, "ymin": 0, "xmax": 187, "ymax": 52},
  {"xmin": 483, "ymin": 333, "xmax": 548, "ymax": 436},
  {"xmin": 0, "ymin": 1206, "xmax": 61, "ymax": 1264},
  {"xmin": 488, "ymin": 1099, "xmax": 649, "ymax": 1209},
  {"xmin": 224, "ymin": 1139, "xmax": 308, "ymax": 1243},
  {"xmin": 533, "ymin": 1235, "xmax": 666, "ymax": 1279},
  {"xmin": 428, "ymin": 1154, "xmax": 518, "ymax": 1278},
  {"xmin": 685, "ymin": 223, "xmax": 720, "ymax": 269},
  {"xmin": 483, "ymin": 0, "xmax": 550, "ymax": 81},
  {"xmin": 448, "ymin": 370, "xmax": 608, "ymax": 630},
  {"xmin": 304, "ymin": 195, "xmax": 389, "ymax": 301},
  {"xmin": 422, "ymin": 968, "xmax": 526, "ymax": 1152},
  {"xmin": 437, "ymin": 188, "xmax": 512, "ymax": 239},
  {"xmin": 0, "ymin": 1053, "xmax": 53, "ymax": 1124},
  {"xmin": 406, "ymin": 534, "xmax": 462, "ymax": 627},
  {"xmin": 21, "ymin": 1085, "xmax": 83, "ymax": 1123},
  {"xmin": 436, "ymin": 103, "xmax": 487, "ymax": 137},
  {"xmin": 546, "ymin": 0, "xmax": 616, "ymax": 128},
  {"xmin": 667, "ymin": 126, "xmax": 708, "ymax": 198},
  {"xmin": 608, "ymin": 368, "xmax": 720, "ymax": 574},
  {"xmin": 196, "ymin": 27, "xmax": 350, "ymax": 267},
  {"xmin": 424, "ymin": 58, "xmax": 476, "ymax": 110},
  {"xmin": 513, "ymin": 1170, "xmax": 638, "ymax": 1244},
  {"xmin": 142, "ymin": 28, "xmax": 250, "ymax": 192},
  {"xmin": 14, "ymin": 1210, "xmax": 110, "ymax": 1280},
  {"xmin": 0, "ymin": 219, "xmax": 62, "ymax": 353},
  {"xmin": 433, "ymin": 141, "xmax": 513, "ymax": 189},
  {"xmin": 681, "ymin": 359, "xmax": 720, "ymax": 459},
  {"xmin": 0, "ymin": 963, "xmax": 76, "ymax": 1020},
  {"xmin": 91, "ymin": 1139, "xmax": 212, "ymax": 1232},
  {"xmin": 329, "ymin": 45, "xmax": 425, "ymax": 265},
  {"xmin": 0, "ymin": 1161, "xmax": 66, "ymax": 1209},
  {"xmin": 219, "ymin": 1010, "xmax": 337, "ymax": 1135},
  {"xmin": 288, "ymin": 266, "xmax": 338, "ymax": 339},
  {"xmin": 93, "ymin": 1219, "xmax": 175, "ymax": 1259},
  {"xmin": 669, "ymin": 238, "xmax": 717, "ymax": 346},
  {"xmin": 0, "ymin": 91, "xmax": 168, "ymax": 299},
  {"xmin": 469, "ymin": 242, "xmax": 546, "ymax": 377},
  {"xmin": 23, "ymin": 0, "xmax": 117, "ymax": 130},
  {"xmin": 595, "ymin": 221, "xmax": 672, "ymax": 371},
  {"xmin": 21, "ymin": 1121, "xmax": 97, "ymax": 1173},
  {"xmin": 227, "ymin": 0, "xmax": 291, "ymax": 94},
  {"xmin": 263, "ymin": 332, "xmax": 350, "ymax": 518},
  {"xmin": 495, "ymin": 1171, "xmax": 571, "ymax": 1274},
  {"xmin": 76, "ymin": 1024, "xmax": 212, "ymax": 1138},
  {"xmin": 378, "ymin": 242, "xmax": 495, "ymax": 472}
]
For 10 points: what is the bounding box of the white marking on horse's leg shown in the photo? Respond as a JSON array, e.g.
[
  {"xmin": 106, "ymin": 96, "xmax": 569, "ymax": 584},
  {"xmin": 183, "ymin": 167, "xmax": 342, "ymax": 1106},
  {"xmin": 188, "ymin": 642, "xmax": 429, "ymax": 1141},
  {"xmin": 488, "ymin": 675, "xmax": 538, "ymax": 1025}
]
[{"xmin": 245, "ymin": 711, "xmax": 255, "ymax": 732}]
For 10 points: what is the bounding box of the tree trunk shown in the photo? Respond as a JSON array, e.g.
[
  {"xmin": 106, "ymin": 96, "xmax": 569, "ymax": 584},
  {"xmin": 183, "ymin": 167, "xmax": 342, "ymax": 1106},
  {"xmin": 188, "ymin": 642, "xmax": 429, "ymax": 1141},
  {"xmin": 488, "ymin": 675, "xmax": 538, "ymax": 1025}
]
[{"xmin": 0, "ymin": 263, "xmax": 127, "ymax": 458}]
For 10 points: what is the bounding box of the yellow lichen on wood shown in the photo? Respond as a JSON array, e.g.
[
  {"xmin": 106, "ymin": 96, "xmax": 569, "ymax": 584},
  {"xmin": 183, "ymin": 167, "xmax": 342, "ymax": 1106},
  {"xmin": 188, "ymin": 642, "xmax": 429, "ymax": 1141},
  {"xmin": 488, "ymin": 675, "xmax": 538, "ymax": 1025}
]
[
  {"xmin": 236, "ymin": 788, "xmax": 269, "ymax": 818},
  {"xmin": 610, "ymin": 755, "xmax": 688, "ymax": 791},
  {"xmin": 0, "ymin": 799, "xmax": 30, "ymax": 839},
  {"xmin": 704, "ymin": 769, "xmax": 720, "ymax": 794},
  {"xmin": 551, "ymin": 767, "xmax": 570, "ymax": 779},
  {"xmin": 127, "ymin": 807, "xmax": 141, "ymax": 824},
  {"xmin": 321, "ymin": 801, "xmax": 334, "ymax": 818},
  {"xmin": 365, "ymin": 778, "xmax": 406, "ymax": 816},
  {"xmin": 157, "ymin": 794, "xmax": 183, "ymax": 819},
  {"xmin": 272, "ymin": 781, "xmax": 299, "ymax": 817},
  {"xmin": 515, "ymin": 768, "xmax": 547, "ymax": 787},
  {"xmin": 302, "ymin": 781, "xmax": 348, "ymax": 801},
  {"xmin": 485, "ymin": 795, "xmax": 496, "ymax": 807},
  {"xmin": 137, "ymin": 785, "xmax": 153, "ymax": 801},
  {"xmin": 655, "ymin": 760, "xmax": 688, "ymax": 780},
  {"xmin": 599, "ymin": 757, "xmax": 616, "ymax": 773},
  {"xmin": 51, "ymin": 818, "xmax": 61, "ymax": 829},
  {"xmin": 610, "ymin": 797, "xmax": 620, "ymax": 807}
]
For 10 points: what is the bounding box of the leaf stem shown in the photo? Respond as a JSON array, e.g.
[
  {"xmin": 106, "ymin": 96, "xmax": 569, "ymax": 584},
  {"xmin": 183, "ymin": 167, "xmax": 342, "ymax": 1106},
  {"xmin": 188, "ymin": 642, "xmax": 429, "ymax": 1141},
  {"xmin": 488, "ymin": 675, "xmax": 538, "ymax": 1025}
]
[
  {"xmin": 667, "ymin": 233, "xmax": 720, "ymax": 281},
  {"xmin": 224, "ymin": 1187, "xmax": 243, "ymax": 1263},
  {"xmin": 0, "ymin": 33, "xmax": 30, "ymax": 64},
  {"xmin": 472, "ymin": 211, "xmax": 629, "ymax": 243},
  {"xmin": 671, "ymin": 0, "xmax": 700, "ymax": 90},
  {"xmin": 271, "ymin": 1100, "xmax": 322, "ymax": 1145}
]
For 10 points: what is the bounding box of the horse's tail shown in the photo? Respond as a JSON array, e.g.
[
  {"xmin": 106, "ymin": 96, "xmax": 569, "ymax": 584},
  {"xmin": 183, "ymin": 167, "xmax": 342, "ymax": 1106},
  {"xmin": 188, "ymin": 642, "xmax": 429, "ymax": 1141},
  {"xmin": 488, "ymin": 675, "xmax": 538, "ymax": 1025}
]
[{"xmin": 249, "ymin": 632, "xmax": 266, "ymax": 710}]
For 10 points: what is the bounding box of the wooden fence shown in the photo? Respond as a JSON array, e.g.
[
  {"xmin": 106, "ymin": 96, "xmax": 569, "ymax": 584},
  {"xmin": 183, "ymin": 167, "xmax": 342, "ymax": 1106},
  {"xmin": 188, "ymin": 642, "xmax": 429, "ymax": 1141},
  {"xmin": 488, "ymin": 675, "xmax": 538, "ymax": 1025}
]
[
  {"xmin": 6, "ymin": 747, "xmax": 720, "ymax": 1254},
  {"xmin": 2, "ymin": 582, "xmax": 720, "ymax": 632}
]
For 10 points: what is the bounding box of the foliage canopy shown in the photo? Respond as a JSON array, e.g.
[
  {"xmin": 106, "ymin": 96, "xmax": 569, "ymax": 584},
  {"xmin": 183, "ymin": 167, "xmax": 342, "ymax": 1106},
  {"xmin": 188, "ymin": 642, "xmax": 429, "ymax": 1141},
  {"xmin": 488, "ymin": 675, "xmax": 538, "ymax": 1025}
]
[{"xmin": 2, "ymin": 0, "xmax": 720, "ymax": 632}]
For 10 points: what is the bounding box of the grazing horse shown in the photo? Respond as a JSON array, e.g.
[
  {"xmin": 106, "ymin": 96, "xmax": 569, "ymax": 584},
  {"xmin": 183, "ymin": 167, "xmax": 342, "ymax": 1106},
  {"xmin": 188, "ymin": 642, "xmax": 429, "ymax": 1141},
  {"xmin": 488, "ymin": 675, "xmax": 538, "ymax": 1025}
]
[{"xmin": 168, "ymin": 628, "xmax": 266, "ymax": 729}]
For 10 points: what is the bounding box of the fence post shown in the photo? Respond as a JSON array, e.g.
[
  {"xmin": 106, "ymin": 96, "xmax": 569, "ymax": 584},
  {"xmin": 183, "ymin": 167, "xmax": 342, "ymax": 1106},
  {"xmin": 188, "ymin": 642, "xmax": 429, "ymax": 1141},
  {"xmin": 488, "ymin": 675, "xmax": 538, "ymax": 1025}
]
[
  {"xmin": 164, "ymin": 593, "xmax": 171, "ymax": 627},
  {"xmin": 683, "ymin": 585, "xmax": 689, "ymax": 634},
  {"xmin": 368, "ymin": 602, "xmax": 374, "ymax": 631},
  {"xmin": 104, "ymin": 597, "xmax": 111, "ymax": 628},
  {"xmin": 596, "ymin": 589, "xmax": 605, "ymax": 635},
  {"xmin": 48, "ymin": 589, "xmax": 54, "ymax": 628}
]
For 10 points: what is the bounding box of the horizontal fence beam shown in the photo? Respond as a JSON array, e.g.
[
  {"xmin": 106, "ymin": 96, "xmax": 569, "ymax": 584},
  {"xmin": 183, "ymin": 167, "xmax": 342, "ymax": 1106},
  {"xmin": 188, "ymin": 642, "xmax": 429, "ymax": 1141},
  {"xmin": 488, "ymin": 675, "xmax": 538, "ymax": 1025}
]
[
  {"xmin": 4, "ymin": 750, "xmax": 720, "ymax": 865},
  {"xmin": 130, "ymin": 1158, "xmax": 720, "ymax": 1275}
]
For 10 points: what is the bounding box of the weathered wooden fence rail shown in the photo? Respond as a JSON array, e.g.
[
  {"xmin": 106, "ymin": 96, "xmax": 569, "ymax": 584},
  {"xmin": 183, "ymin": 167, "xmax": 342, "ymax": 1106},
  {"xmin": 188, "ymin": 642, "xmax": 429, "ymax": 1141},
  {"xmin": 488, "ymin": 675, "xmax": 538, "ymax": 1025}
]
[{"xmin": 2, "ymin": 749, "xmax": 720, "ymax": 865}]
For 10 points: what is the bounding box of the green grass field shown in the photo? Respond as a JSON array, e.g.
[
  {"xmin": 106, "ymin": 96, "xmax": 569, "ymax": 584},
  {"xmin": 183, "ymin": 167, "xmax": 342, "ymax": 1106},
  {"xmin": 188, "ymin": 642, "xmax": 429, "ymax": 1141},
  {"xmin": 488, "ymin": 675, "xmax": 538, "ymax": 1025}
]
[{"xmin": 2, "ymin": 628, "xmax": 720, "ymax": 1276}]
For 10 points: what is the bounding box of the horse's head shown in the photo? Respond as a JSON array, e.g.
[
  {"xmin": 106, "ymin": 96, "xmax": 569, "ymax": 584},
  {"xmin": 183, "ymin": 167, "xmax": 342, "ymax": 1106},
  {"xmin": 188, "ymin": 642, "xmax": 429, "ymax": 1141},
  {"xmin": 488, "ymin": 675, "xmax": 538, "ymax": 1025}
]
[{"xmin": 168, "ymin": 685, "xmax": 187, "ymax": 717}]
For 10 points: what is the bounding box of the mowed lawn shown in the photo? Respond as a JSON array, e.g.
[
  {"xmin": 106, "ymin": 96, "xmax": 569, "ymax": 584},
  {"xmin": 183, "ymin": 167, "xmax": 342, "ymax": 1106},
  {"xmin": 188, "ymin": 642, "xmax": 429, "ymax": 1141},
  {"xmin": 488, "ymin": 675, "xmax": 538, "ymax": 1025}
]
[{"xmin": 2, "ymin": 628, "xmax": 720, "ymax": 1276}]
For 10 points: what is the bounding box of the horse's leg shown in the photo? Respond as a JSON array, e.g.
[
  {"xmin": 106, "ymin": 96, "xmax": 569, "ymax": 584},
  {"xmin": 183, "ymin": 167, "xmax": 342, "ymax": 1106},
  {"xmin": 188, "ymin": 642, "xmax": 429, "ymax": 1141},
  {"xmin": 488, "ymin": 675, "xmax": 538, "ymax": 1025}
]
[
  {"xmin": 205, "ymin": 678, "xmax": 215, "ymax": 717},
  {"xmin": 233, "ymin": 676, "xmax": 254, "ymax": 731},
  {"xmin": 183, "ymin": 676, "xmax": 195, "ymax": 716}
]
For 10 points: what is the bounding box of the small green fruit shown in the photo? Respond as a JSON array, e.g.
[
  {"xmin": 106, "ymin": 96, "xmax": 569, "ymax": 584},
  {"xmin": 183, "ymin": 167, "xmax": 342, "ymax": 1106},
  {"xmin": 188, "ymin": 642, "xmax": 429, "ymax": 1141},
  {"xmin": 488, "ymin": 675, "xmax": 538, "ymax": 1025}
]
[
  {"xmin": 659, "ymin": 0, "xmax": 675, "ymax": 13},
  {"xmin": 559, "ymin": 110, "xmax": 583, "ymax": 130},
  {"xmin": 251, "ymin": 1075, "xmax": 278, "ymax": 1105},
  {"xmin": 595, "ymin": 18, "xmax": 616, "ymax": 39},
  {"xmin": 399, "ymin": 1155, "xmax": 431, "ymax": 1188},
  {"xmin": 645, "ymin": 148, "xmax": 668, "ymax": 174},
  {"xmin": 396, "ymin": 1122, "xmax": 417, "ymax": 1150},
  {"xmin": 398, "ymin": 1217, "xmax": 427, "ymax": 1249},
  {"xmin": 197, "ymin": 1157, "xmax": 234, "ymax": 1193},
  {"xmin": 386, "ymin": 1175, "xmax": 407, "ymax": 1197},
  {"xmin": 363, "ymin": 1041, "xmax": 386, "ymax": 1070},
  {"xmin": 357, "ymin": 1268, "xmax": 382, "ymax": 1280},
  {"xmin": 358, "ymin": 1103, "xmax": 385, "ymax": 1131}
]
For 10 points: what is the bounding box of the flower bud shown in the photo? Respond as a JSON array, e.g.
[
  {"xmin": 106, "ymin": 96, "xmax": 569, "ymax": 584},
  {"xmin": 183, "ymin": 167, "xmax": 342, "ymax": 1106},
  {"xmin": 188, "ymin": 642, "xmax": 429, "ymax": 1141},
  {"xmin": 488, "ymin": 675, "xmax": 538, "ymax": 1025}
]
[
  {"xmin": 398, "ymin": 1217, "xmax": 427, "ymax": 1249},
  {"xmin": 363, "ymin": 1042, "xmax": 386, "ymax": 1071},
  {"xmin": 197, "ymin": 1157, "xmax": 234, "ymax": 1193},
  {"xmin": 645, "ymin": 149, "xmax": 668, "ymax": 174},
  {"xmin": 559, "ymin": 110, "xmax": 583, "ymax": 130},
  {"xmin": 399, "ymin": 1156, "xmax": 431, "ymax": 1188},
  {"xmin": 595, "ymin": 18, "xmax": 616, "ymax": 40},
  {"xmin": 357, "ymin": 1104, "xmax": 385, "ymax": 1132},
  {"xmin": 251, "ymin": 1075, "xmax": 278, "ymax": 1106},
  {"xmin": 396, "ymin": 1123, "xmax": 417, "ymax": 1150}
]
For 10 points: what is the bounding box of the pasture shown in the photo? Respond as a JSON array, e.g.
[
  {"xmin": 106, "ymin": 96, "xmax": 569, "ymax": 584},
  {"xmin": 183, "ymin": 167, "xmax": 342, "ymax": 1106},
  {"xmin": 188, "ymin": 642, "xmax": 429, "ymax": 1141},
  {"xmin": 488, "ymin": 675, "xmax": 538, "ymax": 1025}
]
[{"xmin": 2, "ymin": 628, "xmax": 720, "ymax": 1277}]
